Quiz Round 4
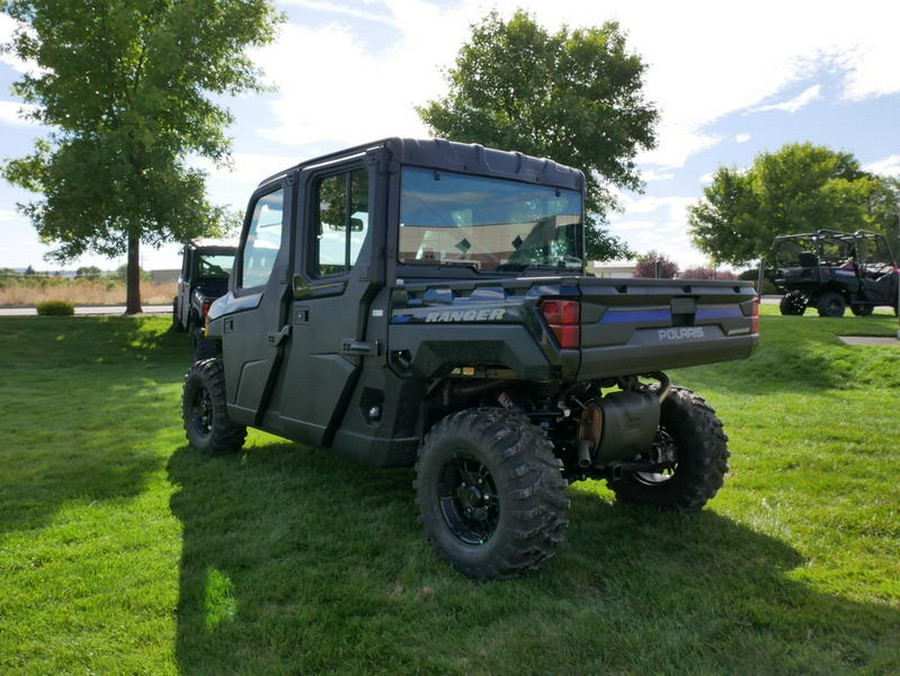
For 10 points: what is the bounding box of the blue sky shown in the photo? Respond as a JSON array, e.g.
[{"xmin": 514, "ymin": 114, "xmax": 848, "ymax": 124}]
[{"xmin": 1, "ymin": 0, "xmax": 899, "ymax": 272}]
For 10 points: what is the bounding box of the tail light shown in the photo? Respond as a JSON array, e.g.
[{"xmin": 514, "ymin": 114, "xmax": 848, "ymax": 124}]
[
  {"xmin": 541, "ymin": 299, "xmax": 581, "ymax": 349},
  {"xmin": 201, "ymin": 300, "xmax": 211, "ymax": 317},
  {"xmin": 751, "ymin": 296, "xmax": 759, "ymax": 335}
]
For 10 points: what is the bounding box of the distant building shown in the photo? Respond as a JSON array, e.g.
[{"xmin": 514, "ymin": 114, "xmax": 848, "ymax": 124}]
[
  {"xmin": 150, "ymin": 269, "xmax": 180, "ymax": 284},
  {"xmin": 589, "ymin": 260, "xmax": 636, "ymax": 278}
]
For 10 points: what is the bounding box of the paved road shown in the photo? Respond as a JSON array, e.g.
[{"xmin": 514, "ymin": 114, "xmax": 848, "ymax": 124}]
[
  {"xmin": 0, "ymin": 304, "xmax": 172, "ymax": 317},
  {"xmin": 0, "ymin": 297, "xmax": 814, "ymax": 316}
]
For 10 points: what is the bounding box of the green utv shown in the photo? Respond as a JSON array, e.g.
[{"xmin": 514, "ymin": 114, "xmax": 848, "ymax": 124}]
[{"xmin": 182, "ymin": 138, "xmax": 759, "ymax": 580}]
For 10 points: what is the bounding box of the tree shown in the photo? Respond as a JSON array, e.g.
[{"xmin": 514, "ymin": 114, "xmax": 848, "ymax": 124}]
[
  {"xmin": 688, "ymin": 142, "xmax": 897, "ymax": 266},
  {"xmin": 634, "ymin": 250, "xmax": 678, "ymax": 279},
  {"xmin": 681, "ymin": 266, "xmax": 737, "ymax": 281},
  {"xmin": 75, "ymin": 265, "xmax": 102, "ymax": 279},
  {"xmin": 417, "ymin": 10, "xmax": 658, "ymax": 261},
  {"xmin": 865, "ymin": 175, "xmax": 900, "ymax": 255},
  {"xmin": 1, "ymin": 0, "xmax": 282, "ymax": 313}
]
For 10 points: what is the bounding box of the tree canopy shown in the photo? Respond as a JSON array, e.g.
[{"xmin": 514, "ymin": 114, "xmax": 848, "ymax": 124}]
[
  {"xmin": 417, "ymin": 10, "xmax": 658, "ymax": 261},
  {"xmin": 1, "ymin": 0, "xmax": 281, "ymax": 312},
  {"xmin": 688, "ymin": 142, "xmax": 899, "ymax": 266}
]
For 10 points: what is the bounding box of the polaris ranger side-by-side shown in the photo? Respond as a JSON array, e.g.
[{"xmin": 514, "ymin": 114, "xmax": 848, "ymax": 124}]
[
  {"xmin": 773, "ymin": 229, "xmax": 899, "ymax": 317},
  {"xmin": 182, "ymin": 138, "xmax": 759, "ymax": 579}
]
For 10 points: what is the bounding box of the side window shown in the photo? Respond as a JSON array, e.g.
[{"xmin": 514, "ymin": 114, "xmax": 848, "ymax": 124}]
[
  {"xmin": 241, "ymin": 188, "xmax": 284, "ymax": 288},
  {"xmin": 314, "ymin": 167, "xmax": 369, "ymax": 277}
]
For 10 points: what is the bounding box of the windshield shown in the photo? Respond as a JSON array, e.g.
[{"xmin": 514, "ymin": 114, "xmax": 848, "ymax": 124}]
[
  {"xmin": 398, "ymin": 167, "xmax": 582, "ymax": 273},
  {"xmin": 197, "ymin": 253, "xmax": 234, "ymax": 279}
]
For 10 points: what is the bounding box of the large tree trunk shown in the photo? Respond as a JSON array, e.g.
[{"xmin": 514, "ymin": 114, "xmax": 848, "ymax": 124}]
[{"xmin": 125, "ymin": 233, "xmax": 143, "ymax": 315}]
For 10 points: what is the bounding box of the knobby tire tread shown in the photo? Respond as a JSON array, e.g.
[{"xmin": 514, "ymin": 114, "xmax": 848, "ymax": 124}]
[
  {"xmin": 182, "ymin": 358, "xmax": 246, "ymax": 455},
  {"xmin": 415, "ymin": 408, "xmax": 570, "ymax": 580},
  {"xmin": 609, "ymin": 387, "xmax": 729, "ymax": 511}
]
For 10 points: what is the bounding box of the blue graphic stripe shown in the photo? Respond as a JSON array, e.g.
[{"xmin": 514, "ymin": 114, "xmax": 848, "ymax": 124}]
[
  {"xmin": 696, "ymin": 307, "xmax": 742, "ymax": 320},
  {"xmin": 601, "ymin": 309, "xmax": 671, "ymax": 323}
]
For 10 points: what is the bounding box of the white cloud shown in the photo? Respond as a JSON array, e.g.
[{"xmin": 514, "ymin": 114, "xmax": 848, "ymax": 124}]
[
  {"xmin": 0, "ymin": 208, "xmax": 20, "ymax": 222},
  {"xmin": 607, "ymin": 193, "xmax": 709, "ymax": 267},
  {"xmin": 280, "ymin": 0, "xmax": 399, "ymax": 26},
  {"xmin": 640, "ymin": 168, "xmax": 676, "ymax": 183},
  {"xmin": 0, "ymin": 100, "xmax": 42, "ymax": 126},
  {"xmin": 637, "ymin": 124, "xmax": 721, "ymax": 172},
  {"xmin": 193, "ymin": 152, "xmax": 298, "ymax": 187},
  {"xmin": 754, "ymin": 85, "xmax": 822, "ymax": 113},
  {"xmin": 0, "ymin": 14, "xmax": 22, "ymax": 71},
  {"xmin": 252, "ymin": 1, "xmax": 471, "ymax": 148},
  {"xmin": 252, "ymin": 0, "xmax": 900, "ymax": 172},
  {"xmin": 0, "ymin": 13, "xmax": 45, "ymax": 76},
  {"xmin": 735, "ymin": 134, "xmax": 751, "ymax": 144},
  {"xmin": 864, "ymin": 154, "xmax": 900, "ymax": 177}
]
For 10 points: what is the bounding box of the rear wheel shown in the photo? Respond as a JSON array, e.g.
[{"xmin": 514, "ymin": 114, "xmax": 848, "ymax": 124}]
[
  {"xmin": 608, "ymin": 387, "xmax": 729, "ymax": 510},
  {"xmin": 415, "ymin": 408, "xmax": 570, "ymax": 580},
  {"xmin": 182, "ymin": 358, "xmax": 246, "ymax": 455},
  {"xmin": 189, "ymin": 318, "xmax": 219, "ymax": 360},
  {"xmin": 850, "ymin": 303, "xmax": 874, "ymax": 317},
  {"xmin": 816, "ymin": 291, "xmax": 846, "ymax": 317}
]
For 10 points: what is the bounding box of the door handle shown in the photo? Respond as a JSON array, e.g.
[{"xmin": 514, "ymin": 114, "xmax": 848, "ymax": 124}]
[
  {"xmin": 341, "ymin": 339, "xmax": 380, "ymax": 356},
  {"xmin": 266, "ymin": 326, "xmax": 291, "ymax": 346}
]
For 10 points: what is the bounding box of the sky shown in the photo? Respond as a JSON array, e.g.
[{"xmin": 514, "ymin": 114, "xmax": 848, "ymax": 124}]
[{"xmin": 1, "ymin": 0, "xmax": 899, "ymax": 272}]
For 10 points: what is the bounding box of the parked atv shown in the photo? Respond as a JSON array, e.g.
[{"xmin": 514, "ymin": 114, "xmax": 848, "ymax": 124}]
[{"xmin": 773, "ymin": 229, "xmax": 898, "ymax": 317}]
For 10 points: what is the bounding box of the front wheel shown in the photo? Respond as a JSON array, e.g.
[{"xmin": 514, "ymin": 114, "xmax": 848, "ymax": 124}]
[
  {"xmin": 850, "ymin": 303, "xmax": 874, "ymax": 317},
  {"xmin": 779, "ymin": 291, "xmax": 807, "ymax": 315},
  {"xmin": 182, "ymin": 358, "xmax": 246, "ymax": 455},
  {"xmin": 608, "ymin": 387, "xmax": 729, "ymax": 510},
  {"xmin": 415, "ymin": 408, "xmax": 570, "ymax": 580}
]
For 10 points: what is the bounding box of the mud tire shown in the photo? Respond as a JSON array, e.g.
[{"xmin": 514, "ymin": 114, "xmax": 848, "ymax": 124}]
[
  {"xmin": 182, "ymin": 358, "xmax": 246, "ymax": 455},
  {"xmin": 608, "ymin": 387, "xmax": 729, "ymax": 511},
  {"xmin": 816, "ymin": 291, "xmax": 846, "ymax": 317},
  {"xmin": 779, "ymin": 291, "xmax": 807, "ymax": 316},
  {"xmin": 415, "ymin": 408, "xmax": 570, "ymax": 580}
]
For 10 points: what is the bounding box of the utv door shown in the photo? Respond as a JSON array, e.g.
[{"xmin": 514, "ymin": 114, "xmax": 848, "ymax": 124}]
[
  {"xmin": 220, "ymin": 178, "xmax": 294, "ymax": 426},
  {"xmin": 275, "ymin": 157, "xmax": 383, "ymax": 446}
]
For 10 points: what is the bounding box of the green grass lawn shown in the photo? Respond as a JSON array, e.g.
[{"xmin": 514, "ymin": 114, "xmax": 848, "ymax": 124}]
[{"xmin": 0, "ymin": 307, "xmax": 897, "ymax": 674}]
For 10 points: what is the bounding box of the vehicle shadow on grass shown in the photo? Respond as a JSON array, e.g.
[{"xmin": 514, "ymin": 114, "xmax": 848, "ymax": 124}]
[
  {"xmin": 167, "ymin": 442, "xmax": 899, "ymax": 674},
  {"xmin": 552, "ymin": 490, "xmax": 897, "ymax": 672}
]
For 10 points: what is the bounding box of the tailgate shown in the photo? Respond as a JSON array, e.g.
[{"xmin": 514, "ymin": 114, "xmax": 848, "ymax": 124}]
[{"xmin": 577, "ymin": 278, "xmax": 758, "ymax": 379}]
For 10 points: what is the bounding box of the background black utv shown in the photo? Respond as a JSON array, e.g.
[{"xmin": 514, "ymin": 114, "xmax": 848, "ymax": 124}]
[
  {"xmin": 172, "ymin": 237, "xmax": 237, "ymax": 357},
  {"xmin": 182, "ymin": 138, "xmax": 759, "ymax": 580},
  {"xmin": 773, "ymin": 229, "xmax": 898, "ymax": 317}
]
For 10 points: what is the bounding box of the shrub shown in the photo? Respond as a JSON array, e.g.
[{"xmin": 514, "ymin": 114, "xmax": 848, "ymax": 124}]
[
  {"xmin": 681, "ymin": 266, "xmax": 737, "ymax": 280},
  {"xmin": 36, "ymin": 300, "xmax": 75, "ymax": 316}
]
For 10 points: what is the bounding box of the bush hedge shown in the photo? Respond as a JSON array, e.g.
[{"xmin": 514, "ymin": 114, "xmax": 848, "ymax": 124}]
[{"xmin": 36, "ymin": 300, "xmax": 75, "ymax": 316}]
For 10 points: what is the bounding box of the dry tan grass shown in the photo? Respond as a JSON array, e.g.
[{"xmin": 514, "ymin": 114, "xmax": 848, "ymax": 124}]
[{"xmin": 0, "ymin": 278, "xmax": 176, "ymax": 306}]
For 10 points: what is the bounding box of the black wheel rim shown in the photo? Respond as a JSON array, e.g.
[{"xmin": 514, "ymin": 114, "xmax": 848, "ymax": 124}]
[
  {"xmin": 634, "ymin": 430, "xmax": 678, "ymax": 485},
  {"xmin": 437, "ymin": 454, "xmax": 499, "ymax": 546},
  {"xmin": 190, "ymin": 386, "xmax": 213, "ymax": 438}
]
